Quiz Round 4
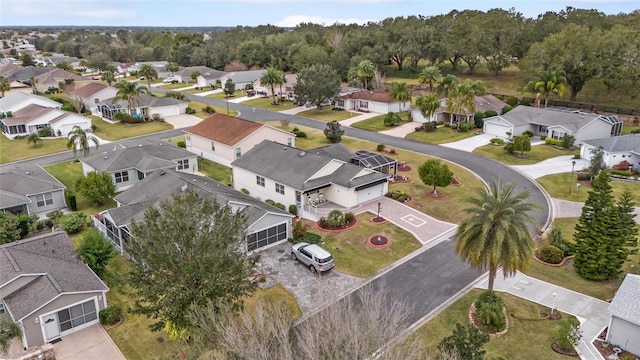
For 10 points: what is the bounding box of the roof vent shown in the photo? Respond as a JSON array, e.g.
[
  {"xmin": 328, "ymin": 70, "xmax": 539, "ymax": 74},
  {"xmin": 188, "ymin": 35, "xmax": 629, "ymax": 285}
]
[
  {"xmin": 138, "ymin": 144, "xmax": 143, "ymax": 147},
  {"xmin": 159, "ymin": 170, "xmax": 166, "ymax": 175},
  {"xmin": 284, "ymin": 147, "xmax": 287, "ymax": 150},
  {"xmin": 299, "ymin": 151, "xmax": 306, "ymax": 157}
]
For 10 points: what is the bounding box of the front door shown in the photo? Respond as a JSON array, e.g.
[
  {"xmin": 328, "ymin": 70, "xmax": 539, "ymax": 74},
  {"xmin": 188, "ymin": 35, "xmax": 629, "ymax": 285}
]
[{"xmin": 43, "ymin": 313, "xmax": 60, "ymax": 341}]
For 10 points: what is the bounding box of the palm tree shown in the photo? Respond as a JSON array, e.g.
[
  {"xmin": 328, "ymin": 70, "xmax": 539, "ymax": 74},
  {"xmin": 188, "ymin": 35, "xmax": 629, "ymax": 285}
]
[
  {"xmin": 523, "ymin": 69, "xmax": 568, "ymax": 108},
  {"xmin": 0, "ymin": 318, "xmax": 22, "ymax": 354},
  {"xmin": 29, "ymin": 76, "xmax": 38, "ymax": 94},
  {"xmin": 101, "ymin": 70, "xmax": 116, "ymax": 86},
  {"xmin": 26, "ymin": 133, "xmax": 43, "ymax": 148},
  {"xmin": 357, "ymin": 60, "xmax": 375, "ymax": 89},
  {"xmin": 418, "ymin": 66, "xmax": 442, "ymax": 91},
  {"xmin": 56, "ymin": 60, "xmax": 72, "ymax": 71},
  {"xmin": 104, "ymin": 63, "xmax": 118, "ymax": 74},
  {"xmin": 0, "ymin": 76, "xmax": 9, "ymax": 97},
  {"xmin": 67, "ymin": 126, "xmax": 99, "ymax": 157},
  {"xmin": 437, "ymin": 74, "xmax": 458, "ymax": 97},
  {"xmin": 165, "ymin": 62, "xmax": 179, "ymax": 77},
  {"xmin": 416, "ymin": 93, "xmax": 440, "ymax": 124},
  {"xmin": 260, "ymin": 67, "xmax": 285, "ymax": 105},
  {"xmin": 455, "ymin": 179, "xmax": 538, "ymax": 290},
  {"xmin": 446, "ymin": 80, "xmax": 486, "ymax": 127},
  {"xmin": 389, "ymin": 82, "xmax": 411, "ymax": 119},
  {"xmin": 114, "ymin": 80, "xmax": 148, "ymax": 116},
  {"xmin": 190, "ymin": 70, "xmax": 201, "ymax": 85},
  {"xmin": 138, "ymin": 63, "xmax": 158, "ymax": 90}
]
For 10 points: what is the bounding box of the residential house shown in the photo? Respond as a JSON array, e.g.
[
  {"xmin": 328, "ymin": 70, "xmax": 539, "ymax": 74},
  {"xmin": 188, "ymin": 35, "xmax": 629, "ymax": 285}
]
[
  {"xmin": 33, "ymin": 69, "xmax": 89, "ymax": 93},
  {"xmin": 80, "ymin": 144, "xmax": 198, "ymax": 192},
  {"xmin": 0, "ymin": 64, "xmax": 49, "ymax": 82},
  {"xmin": 334, "ymin": 90, "xmax": 411, "ymax": 114},
  {"xmin": 411, "ymin": 94, "xmax": 507, "ymax": 124},
  {"xmin": 127, "ymin": 61, "xmax": 170, "ymax": 78},
  {"xmin": 254, "ymin": 73, "xmax": 298, "ymax": 101},
  {"xmin": 184, "ymin": 113, "xmax": 296, "ymax": 167},
  {"xmin": 580, "ymin": 134, "xmax": 640, "ymax": 169},
  {"xmin": 40, "ymin": 55, "xmax": 79, "ymax": 68},
  {"xmin": 67, "ymin": 83, "xmax": 117, "ymax": 115},
  {"xmin": 607, "ymin": 273, "xmax": 640, "ymax": 356},
  {"xmin": 92, "ymin": 169, "xmax": 294, "ymax": 254},
  {"xmin": 0, "ymin": 163, "xmax": 67, "ymax": 216},
  {"xmin": 1, "ymin": 104, "xmax": 92, "ymax": 139},
  {"xmin": 8, "ymin": 80, "xmax": 32, "ymax": 94},
  {"xmin": 0, "ymin": 232, "xmax": 108, "ymax": 349},
  {"xmin": 96, "ymin": 93, "xmax": 187, "ymax": 122},
  {"xmin": 231, "ymin": 140, "xmax": 390, "ymax": 221},
  {"xmin": 0, "ymin": 92, "xmax": 61, "ymax": 113},
  {"xmin": 174, "ymin": 66, "xmax": 221, "ymax": 84},
  {"xmin": 219, "ymin": 70, "xmax": 266, "ymax": 90},
  {"xmin": 482, "ymin": 106, "xmax": 623, "ymax": 142}
]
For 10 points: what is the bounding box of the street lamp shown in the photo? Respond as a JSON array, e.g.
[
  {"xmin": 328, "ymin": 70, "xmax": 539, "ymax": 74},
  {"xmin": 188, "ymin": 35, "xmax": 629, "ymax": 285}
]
[
  {"xmin": 377, "ymin": 202, "xmax": 382, "ymax": 222},
  {"xmin": 568, "ymin": 160, "xmax": 576, "ymax": 194},
  {"xmin": 551, "ymin": 292, "xmax": 557, "ymax": 316}
]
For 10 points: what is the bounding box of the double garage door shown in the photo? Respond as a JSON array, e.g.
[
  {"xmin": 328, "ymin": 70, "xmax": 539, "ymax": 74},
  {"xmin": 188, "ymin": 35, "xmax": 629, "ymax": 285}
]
[
  {"xmin": 483, "ymin": 122, "xmax": 512, "ymax": 138},
  {"xmin": 356, "ymin": 183, "xmax": 385, "ymax": 204}
]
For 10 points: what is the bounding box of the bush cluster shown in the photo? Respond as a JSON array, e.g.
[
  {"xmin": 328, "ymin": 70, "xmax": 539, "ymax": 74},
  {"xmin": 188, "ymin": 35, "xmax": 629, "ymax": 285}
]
[
  {"xmin": 60, "ymin": 212, "xmax": 88, "ymax": 234},
  {"xmin": 539, "ymin": 245, "xmax": 565, "ymax": 264},
  {"xmin": 474, "ymin": 290, "xmax": 506, "ymax": 332},
  {"xmin": 99, "ymin": 305, "xmax": 122, "ymax": 326},
  {"xmin": 386, "ymin": 190, "xmax": 409, "ymax": 202},
  {"xmin": 185, "ymin": 106, "xmax": 196, "ymax": 114},
  {"xmin": 490, "ymin": 137, "xmax": 505, "ymax": 144}
]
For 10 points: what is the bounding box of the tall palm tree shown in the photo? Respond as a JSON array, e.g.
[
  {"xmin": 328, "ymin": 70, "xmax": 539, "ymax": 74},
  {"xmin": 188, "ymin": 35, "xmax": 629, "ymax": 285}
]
[
  {"xmin": 260, "ymin": 67, "xmax": 285, "ymax": 105},
  {"xmin": 29, "ymin": 76, "xmax": 38, "ymax": 94},
  {"xmin": 0, "ymin": 76, "xmax": 9, "ymax": 97},
  {"xmin": 416, "ymin": 93, "xmax": 440, "ymax": 124},
  {"xmin": 418, "ymin": 66, "xmax": 442, "ymax": 91},
  {"xmin": 357, "ymin": 60, "xmax": 375, "ymax": 89},
  {"xmin": 165, "ymin": 62, "xmax": 179, "ymax": 77},
  {"xmin": 389, "ymin": 82, "xmax": 411, "ymax": 118},
  {"xmin": 56, "ymin": 60, "xmax": 72, "ymax": 71},
  {"xmin": 0, "ymin": 318, "xmax": 22, "ymax": 354},
  {"xmin": 455, "ymin": 179, "xmax": 538, "ymax": 290},
  {"xmin": 446, "ymin": 80, "xmax": 486, "ymax": 126},
  {"xmin": 114, "ymin": 80, "xmax": 148, "ymax": 116},
  {"xmin": 67, "ymin": 125, "xmax": 99, "ymax": 157},
  {"xmin": 437, "ymin": 74, "xmax": 458, "ymax": 97},
  {"xmin": 138, "ymin": 63, "xmax": 158, "ymax": 90},
  {"xmin": 101, "ymin": 70, "xmax": 116, "ymax": 86},
  {"xmin": 523, "ymin": 69, "xmax": 568, "ymax": 108},
  {"xmin": 26, "ymin": 133, "xmax": 43, "ymax": 148}
]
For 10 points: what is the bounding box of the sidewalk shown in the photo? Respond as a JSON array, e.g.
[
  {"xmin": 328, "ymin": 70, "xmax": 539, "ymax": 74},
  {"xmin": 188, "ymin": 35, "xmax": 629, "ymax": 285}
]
[
  {"xmin": 477, "ymin": 272, "xmax": 609, "ymax": 360},
  {"xmin": 440, "ymin": 133, "xmax": 494, "ymax": 152}
]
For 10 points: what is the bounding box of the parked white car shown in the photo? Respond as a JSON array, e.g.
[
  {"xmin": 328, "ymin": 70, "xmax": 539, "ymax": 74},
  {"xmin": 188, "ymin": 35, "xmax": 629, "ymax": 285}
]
[
  {"xmin": 291, "ymin": 242, "xmax": 334, "ymax": 273},
  {"xmin": 163, "ymin": 77, "xmax": 175, "ymax": 83}
]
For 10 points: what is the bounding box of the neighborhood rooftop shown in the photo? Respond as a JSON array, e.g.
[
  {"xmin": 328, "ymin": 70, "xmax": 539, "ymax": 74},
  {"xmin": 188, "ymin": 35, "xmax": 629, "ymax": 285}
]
[
  {"xmin": 581, "ymin": 134, "xmax": 640, "ymax": 153},
  {"xmin": 82, "ymin": 144, "xmax": 194, "ymax": 173},
  {"xmin": 490, "ymin": 106, "xmax": 622, "ymax": 132},
  {"xmin": 186, "ymin": 113, "xmax": 263, "ymax": 146},
  {"xmin": 0, "ymin": 163, "xmax": 65, "ymax": 209},
  {"xmin": 608, "ymin": 274, "xmax": 640, "ymax": 326}
]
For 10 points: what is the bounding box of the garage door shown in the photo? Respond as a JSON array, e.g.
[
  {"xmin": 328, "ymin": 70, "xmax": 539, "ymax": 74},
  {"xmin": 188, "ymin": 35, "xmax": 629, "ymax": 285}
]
[
  {"xmin": 484, "ymin": 122, "xmax": 511, "ymax": 138},
  {"xmin": 59, "ymin": 123, "xmax": 89, "ymax": 137},
  {"xmin": 356, "ymin": 183, "xmax": 385, "ymax": 204},
  {"xmin": 153, "ymin": 106, "xmax": 179, "ymax": 117}
]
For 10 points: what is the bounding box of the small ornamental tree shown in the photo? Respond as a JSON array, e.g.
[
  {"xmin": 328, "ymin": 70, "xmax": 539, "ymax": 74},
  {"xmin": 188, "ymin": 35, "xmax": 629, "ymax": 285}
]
[
  {"xmin": 76, "ymin": 171, "xmax": 116, "ymax": 206},
  {"xmin": 383, "ymin": 112, "xmax": 401, "ymax": 126},
  {"xmin": 437, "ymin": 323, "xmax": 489, "ymax": 360},
  {"xmin": 77, "ymin": 229, "xmax": 116, "ymax": 278},
  {"xmin": 418, "ymin": 159, "xmax": 454, "ymax": 196},
  {"xmin": 224, "ymin": 79, "xmax": 236, "ymax": 96},
  {"xmin": 588, "ymin": 146, "xmax": 605, "ymax": 181},
  {"xmin": 0, "ymin": 212, "xmax": 20, "ymax": 244},
  {"xmin": 324, "ymin": 121, "xmax": 344, "ymax": 143},
  {"xmin": 512, "ymin": 134, "xmax": 531, "ymax": 157}
]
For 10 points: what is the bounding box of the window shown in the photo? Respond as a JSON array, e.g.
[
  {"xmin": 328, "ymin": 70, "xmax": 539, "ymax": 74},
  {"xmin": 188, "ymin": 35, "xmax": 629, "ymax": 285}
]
[
  {"xmin": 256, "ymin": 176, "xmax": 265, "ymax": 187},
  {"xmin": 0, "ymin": 303, "xmax": 4, "ymax": 314},
  {"xmin": 36, "ymin": 193, "xmax": 53, "ymax": 207},
  {"xmin": 287, "ymin": 138, "xmax": 292, "ymax": 146},
  {"xmin": 235, "ymin": 147, "xmax": 242, "ymax": 158},
  {"xmin": 211, "ymin": 141, "xmax": 215, "ymax": 151},
  {"xmin": 275, "ymin": 183, "xmax": 285, "ymax": 195},
  {"xmin": 114, "ymin": 171, "xmax": 129, "ymax": 183},
  {"xmin": 247, "ymin": 223, "xmax": 287, "ymax": 251},
  {"xmin": 177, "ymin": 159, "xmax": 189, "ymax": 170},
  {"xmin": 57, "ymin": 299, "xmax": 97, "ymax": 333},
  {"xmin": 359, "ymin": 101, "xmax": 368, "ymax": 109},
  {"xmin": 185, "ymin": 134, "xmax": 191, "ymax": 141},
  {"xmin": 337, "ymin": 99, "xmax": 345, "ymax": 108}
]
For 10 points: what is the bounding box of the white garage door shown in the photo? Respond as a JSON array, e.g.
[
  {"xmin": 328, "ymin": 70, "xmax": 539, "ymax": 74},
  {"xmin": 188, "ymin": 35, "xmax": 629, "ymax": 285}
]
[
  {"xmin": 356, "ymin": 183, "xmax": 385, "ymax": 204},
  {"xmin": 484, "ymin": 122, "xmax": 511, "ymax": 138},
  {"xmin": 153, "ymin": 106, "xmax": 179, "ymax": 117},
  {"xmin": 60, "ymin": 123, "xmax": 89, "ymax": 136}
]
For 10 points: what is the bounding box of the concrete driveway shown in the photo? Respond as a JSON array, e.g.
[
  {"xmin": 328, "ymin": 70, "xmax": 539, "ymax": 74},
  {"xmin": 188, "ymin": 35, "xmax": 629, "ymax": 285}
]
[
  {"xmin": 440, "ymin": 133, "xmax": 494, "ymax": 152},
  {"xmin": 379, "ymin": 121, "xmax": 421, "ymax": 137},
  {"xmin": 512, "ymin": 155, "xmax": 589, "ymax": 179},
  {"xmin": 52, "ymin": 324, "xmax": 126, "ymax": 360},
  {"xmin": 163, "ymin": 114, "xmax": 202, "ymax": 129}
]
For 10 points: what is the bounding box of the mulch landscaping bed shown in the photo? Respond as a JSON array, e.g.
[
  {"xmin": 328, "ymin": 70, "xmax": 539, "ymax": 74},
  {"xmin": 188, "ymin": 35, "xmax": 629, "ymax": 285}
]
[
  {"xmin": 390, "ymin": 176, "xmax": 411, "ymax": 184},
  {"xmin": 426, "ymin": 190, "xmax": 446, "ymax": 198},
  {"xmin": 315, "ymin": 218, "xmax": 358, "ymax": 233},
  {"xmin": 551, "ymin": 341, "xmax": 579, "ymax": 356},
  {"xmin": 367, "ymin": 235, "xmax": 390, "ymax": 248},
  {"xmin": 370, "ymin": 216, "xmax": 388, "ymax": 224},
  {"xmin": 593, "ymin": 328, "xmax": 639, "ymax": 359},
  {"xmin": 398, "ymin": 164, "xmax": 412, "ymax": 172}
]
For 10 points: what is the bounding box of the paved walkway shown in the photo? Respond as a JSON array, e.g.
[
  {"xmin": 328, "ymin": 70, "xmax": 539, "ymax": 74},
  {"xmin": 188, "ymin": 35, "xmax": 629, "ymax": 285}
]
[
  {"xmin": 228, "ymin": 95, "xmax": 251, "ymax": 103},
  {"xmin": 278, "ymin": 105, "xmax": 310, "ymax": 115},
  {"xmin": 379, "ymin": 121, "xmax": 422, "ymax": 138},
  {"xmin": 339, "ymin": 112, "xmax": 380, "ymax": 127},
  {"xmin": 194, "ymin": 88, "xmax": 223, "ymax": 96},
  {"xmin": 478, "ymin": 272, "xmax": 609, "ymax": 360},
  {"xmin": 52, "ymin": 324, "xmax": 127, "ymax": 360}
]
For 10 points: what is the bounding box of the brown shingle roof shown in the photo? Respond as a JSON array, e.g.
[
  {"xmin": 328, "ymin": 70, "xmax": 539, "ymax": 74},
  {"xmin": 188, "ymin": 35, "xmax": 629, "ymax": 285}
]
[
  {"xmin": 71, "ymin": 82, "xmax": 109, "ymax": 98},
  {"xmin": 186, "ymin": 113, "xmax": 262, "ymax": 146},
  {"xmin": 3, "ymin": 104, "xmax": 54, "ymax": 125},
  {"xmin": 338, "ymin": 89, "xmax": 391, "ymax": 103},
  {"xmin": 34, "ymin": 68, "xmax": 85, "ymax": 84}
]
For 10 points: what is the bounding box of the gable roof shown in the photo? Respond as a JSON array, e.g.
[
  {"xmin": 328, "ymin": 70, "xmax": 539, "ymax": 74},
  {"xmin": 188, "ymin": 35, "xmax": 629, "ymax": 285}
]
[
  {"xmin": 608, "ymin": 274, "xmax": 640, "ymax": 326},
  {"xmin": 101, "ymin": 93, "xmax": 186, "ymax": 108},
  {"xmin": 0, "ymin": 232, "xmax": 108, "ymax": 320},
  {"xmin": 108, "ymin": 170, "xmax": 292, "ymax": 227},
  {"xmin": 0, "ymin": 64, "xmax": 49, "ymax": 82},
  {"xmin": 81, "ymin": 144, "xmax": 194, "ymax": 173},
  {"xmin": 0, "ymin": 163, "xmax": 66, "ymax": 209},
  {"xmin": 176, "ymin": 66, "xmax": 225, "ymax": 78},
  {"xmin": 224, "ymin": 69, "xmax": 266, "ymax": 84},
  {"xmin": 0, "ymin": 103, "xmax": 83, "ymax": 127},
  {"xmin": 185, "ymin": 113, "xmax": 263, "ymax": 146},
  {"xmin": 0, "ymin": 92, "xmax": 61, "ymax": 112},
  {"xmin": 338, "ymin": 89, "xmax": 392, "ymax": 103},
  {"xmin": 484, "ymin": 106, "xmax": 621, "ymax": 132},
  {"xmin": 231, "ymin": 140, "xmax": 388, "ymax": 191},
  {"xmin": 581, "ymin": 134, "xmax": 640, "ymax": 154},
  {"xmin": 34, "ymin": 68, "xmax": 86, "ymax": 84},
  {"xmin": 70, "ymin": 82, "xmax": 112, "ymax": 98}
]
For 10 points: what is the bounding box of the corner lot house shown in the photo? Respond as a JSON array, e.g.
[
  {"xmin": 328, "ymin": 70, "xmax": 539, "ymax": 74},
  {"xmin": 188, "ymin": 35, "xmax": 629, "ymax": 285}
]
[
  {"xmin": 580, "ymin": 134, "xmax": 640, "ymax": 169},
  {"xmin": 411, "ymin": 94, "xmax": 507, "ymax": 124},
  {"xmin": 96, "ymin": 93, "xmax": 187, "ymax": 122},
  {"xmin": 482, "ymin": 106, "xmax": 623, "ymax": 142},
  {"xmin": 0, "ymin": 163, "xmax": 66, "ymax": 216},
  {"xmin": 335, "ymin": 90, "xmax": 411, "ymax": 114},
  {"xmin": 174, "ymin": 66, "xmax": 225, "ymax": 85},
  {"xmin": 185, "ymin": 113, "xmax": 296, "ymax": 166},
  {"xmin": 607, "ymin": 273, "xmax": 640, "ymax": 355},
  {"xmin": 0, "ymin": 232, "xmax": 108, "ymax": 349},
  {"xmin": 232, "ymin": 140, "xmax": 390, "ymax": 221},
  {"xmin": 81, "ymin": 144, "xmax": 198, "ymax": 192},
  {"xmin": 1, "ymin": 104, "xmax": 93, "ymax": 139},
  {"xmin": 67, "ymin": 82, "xmax": 117, "ymax": 115},
  {"xmin": 92, "ymin": 170, "xmax": 293, "ymax": 253}
]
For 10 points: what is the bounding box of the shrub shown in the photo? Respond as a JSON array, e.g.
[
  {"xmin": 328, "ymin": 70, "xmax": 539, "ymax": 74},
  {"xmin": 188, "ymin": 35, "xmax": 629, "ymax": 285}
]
[
  {"xmin": 484, "ymin": 109, "xmax": 498, "ymax": 118},
  {"xmin": 288, "ymin": 204, "xmax": 298, "ymax": 216},
  {"xmin": 502, "ymin": 105, "xmax": 513, "ymax": 114},
  {"xmin": 292, "ymin": 220, "xmax": 306, "ymax": 239},
  {"xmin": 459, "ymin": 123, "xmax": 469, "ymax": 132},
  {"xmin": 318, "ymin": 217, "xmax": 328, "ymax": 229},
  {"xmin": 344, "ymin": 212, "xmax": 355, "ymax": 224},
  {"xmin": 376, "ymin": 144, "xmax": 385, "ymax": 151},
  {"xmin": 327, "ymin": 210, "xmax": 345, "ymax": 227},
  {"xmin": 574, "ymin": 154, "xmax": 581, "ymax": 159},
  {"xmin": 443, "ymin": 123, "xmax": 451, "ymax": 127},
  {"xmin": 240, "ymin": 188, "xmax": 249, "ymax": 194},
  {"xmin": 61, "ymin": 102, "xmax": 75, "ymax": 112},
  {"xmin": 540, "ymin": 135, "xmax": 547, "ymax": 141},
  {"xmin": 296, "ymin": 131, "xmax": 307, "ymax": 138},
  {"xmin": 386, "ymin": 190, "xmax": 409, "ymax": 202},
  {"xmin": 274, "ymin": 202, "xmax": 286, "ymax": 210},
  {"xmin": 556, "ymin": 322, "xmax": 582, "ymax": 350},
  {"xmin": 539, "ymin": 245, "xmax": 565, "ymax": 264},
  {"xmin": 436, "ymin": 121, "xmax": 444, "ymax": 126},
  {"xmin": 185, "ymin": 107, "xmax": 196, "ymax": 114},
  {"xmin": 265, "ymin": 199, "xmax": 276, "ymax": 206},
  {"xmin": 545, "ymin": 137, "xmax": 564, "ymax": 146},
  {"xmin": 631, "ymin": 129, "xmax": 640, "ymax": 134},
  {"xmin": 151, "ymin": 113, "xmax": 164, "ymax": 122},
  {"xmin": 35, "ymin": 221, "xmax": 46, "ymax": 231},
  {"xmin": 506, "ymin": 96, "xmax": 519, "ymax": 106},
  {"xmin": 562, "ymin": 134, "xmax": 575, "ymax": 149},
  {"xmin": 474, "ymin": 290, "xmax": 506, "ymax": 332},
  {"xmin": 37, "ymin": 127, "xmax": 52, "ymax": 137},
  {"xmin": 65, "ymin": 191, "xmax": 77, "ymax": 211},
  {"xmin": 60, "ymin": 212, "xmax": 88, "ymax": 234},
  {"xmin": 46, "ymin": 209, "xmax": 64, "ymax": 224},
  {"xmin": 520, "ymin": 100, "xmax": 531, "ymax": 106},
  {"xmin": 16, "ymin": 214, "xmax": 38, "ymax": 238},
  {"xmin": 177, "ymin": 141, "xmax": 186, "ymax": 148},
  {"xmin": 292, "ymin": 127, "xmax": 299, "ymax": 133},
  {"xmin": 504, "ymin": 142, "xmax": 515, "ymax": 154},
  {"xmin": 203, "ymin": 105, "xmax": 216, "ymax": 114},
  {"xmin": 547, "ymin": 226, "xmax": 565, "ymax": 247},
  {"xmin": 490, "ymin": 137, "xmax": 504, "ymax": 145},
  {"xmin": 523, "ymin": 130, "xmax": 534, "ymax": 138},
  {"xmin": 474, "ymin": 112, "xmax": 486, "ymax": 129},
  {"xmin": 99, "ymin": 305, "xmax": 122, "ymax": 326},
  {"xmin": 610, "ymin": 169, "xmax": 632, "ymax": 177},
  {"xmin": 423, "ymin": 122, "xmax": 435, "ymax": 131},
  {"xmin": 78, "ymin": 229, "xmax": 116, "ymax": 278}
]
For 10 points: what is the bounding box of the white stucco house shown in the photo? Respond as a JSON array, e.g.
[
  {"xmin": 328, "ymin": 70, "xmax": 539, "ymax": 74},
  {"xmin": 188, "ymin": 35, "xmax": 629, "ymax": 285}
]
[
  {"xmin": 0, "ymin": 91, "xmax": 61, "ymax": 113},
  {"xmin": 482, "ymin": 106, "xmax": 623, "ymax": 142},
  {"xmin": 96, "ymin": 94, "xmax": 187, "ymax": 122},
  {"xmin": 1, "ymin": 104, "xmax": 92, "ymax": 139},
  {"xmin": 219, "ymin": 70, "xmax": 266, "ymax": 90},
  {"xmin": 411, "ymin": 94, "xmax": 507, "ymax": 124},
  {"xmin": 67, "ymin": 82, "xmax": 118, "ymax": 115},
  {"xmin": 231, "ymin": 140, "xmax": 390, "ymax": 221},
  {"xmin": 174, "ymin": 66, "xmax": 225, "ymax": 84},
  {"xmin": 580, "ymin": 134, "xmax": 640, "ymax": 170},
  {"xmin": 334, "ymin": 90, "xmax": 411, "ymax": 114},
  {"xmin": 606, "ymin": 273, "xmax": 640, "ymax": 356}
]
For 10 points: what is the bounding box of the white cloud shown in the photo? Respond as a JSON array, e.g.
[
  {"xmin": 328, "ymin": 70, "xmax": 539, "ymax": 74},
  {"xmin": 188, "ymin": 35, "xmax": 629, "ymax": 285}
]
[
  {"xmin": 275, "ymin": 15, "xmax": 374, "ymax": 27},
  {"xmin": 2, "ymin": 1, "xmax": 136, "ymax": 21}
]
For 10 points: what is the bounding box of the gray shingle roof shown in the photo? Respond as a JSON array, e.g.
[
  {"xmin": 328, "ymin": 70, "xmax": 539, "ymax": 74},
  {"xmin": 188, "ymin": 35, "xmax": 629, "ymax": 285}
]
[
  {"xmin": 108, "ymin": 170, "xmax": 291, "ymax": 227},
  {"xmin": 231, "ymin": 140, "xmax": 388, "ymax": 191},
  {"xmin": 608, "ymin": 274, "xmax": 640, "ymax": 326},
  {"xmin": 0, "ymin": 232, "xmax": 108, "ymax": 320},
  {"xmin": 225, "ymin": 70, "xmax": 266, "ymax": 84},
  {"xmin": 581, "ymin": 134, "xmax": 640, "ymax": 153},
  {"xmin": 0, "ymin": 92, "xmax": 61, "ymax": 112},
  {"xmin": 99, "ymin": 93, "xmax": 186, "ymax": 108},
  {"xmin": 81, "ymin": 144, "xmax": 193, "ymax": 173},
  {"xmin": 0, "ymin": 163, "xmax": 66, "ymax": 209},
  {"xmin": 484, "ymin": 106, "xmax": 621, "ymax": 132}
]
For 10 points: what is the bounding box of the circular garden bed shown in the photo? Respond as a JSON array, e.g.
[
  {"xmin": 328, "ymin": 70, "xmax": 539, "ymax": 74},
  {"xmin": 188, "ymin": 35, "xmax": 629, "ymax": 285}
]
[{"xmin": 368, "ymin": 235, "xmax": 390, "ymax": 248}]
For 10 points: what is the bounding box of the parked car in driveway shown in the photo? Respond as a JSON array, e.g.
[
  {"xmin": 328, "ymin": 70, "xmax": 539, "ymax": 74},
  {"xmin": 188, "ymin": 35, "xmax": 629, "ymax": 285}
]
[
  {"xmin": 163, "ymin": 77, "xmax": 174, "ymax": 83},
  {"xmin": 291, "ymin": 242, "xmax": 334, "ymax": 273}
]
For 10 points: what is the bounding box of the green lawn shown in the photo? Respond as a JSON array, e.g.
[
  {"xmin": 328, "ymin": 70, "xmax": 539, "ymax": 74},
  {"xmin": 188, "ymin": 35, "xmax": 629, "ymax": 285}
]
[
  {"xmin": 197, "ymin": 158, "xmax": 233, "ymax": 184},
  {"xmin": 90, "ymin": 115, "xmax": 173, "ymax": 141},
  {"xmin": 43, "ymin": 161, "xmax": 116, "ymax": 215},
  {"xmin": 296, "ymin": 108, "xmax": 359, "ymax": 121},
  {"xmin": 244, "ymin": 285, "xmax": 302, "ymax": 319},
  {"xmin": 187, "ymin": 100, "xmax": 238, "ymax": 118},
  {"xmin": 473, "ymin": 143, "xmax": 578, "ymax": 165},
  {"xmin": 412, "ymin": 289, "xmax": 578, "ymax": 360},
  {"xmin": 538, "ymin": 173, "xmax": 640, "ymax": 202},
  {"xmin": 351, "ymin": 112, "xmax": 411, "ymax": 132},
  {"xmin": 405, "ymin": 126, "xmax": 479, "ymax": 144},
  {"xmin": 207, "ymin": 90, "xmax": 245, "ymax": 100},
  {"xmin": 0, "ymin": 135, "xmax": 68, "ymax": 164},
  {"xmin": 243, "ymin": 97, "xmax": 297, "ymax": 111}
]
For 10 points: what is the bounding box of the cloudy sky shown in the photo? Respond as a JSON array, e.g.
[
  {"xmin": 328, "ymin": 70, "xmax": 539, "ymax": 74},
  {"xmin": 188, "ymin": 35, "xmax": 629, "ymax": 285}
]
[{"xmin": 1, "ymin": 0, "xmax": 637, "ymax": 27}]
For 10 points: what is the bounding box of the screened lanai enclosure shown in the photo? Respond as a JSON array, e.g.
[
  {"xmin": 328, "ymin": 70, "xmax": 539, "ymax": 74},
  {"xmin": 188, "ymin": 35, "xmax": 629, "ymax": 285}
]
[
  {"xmin": 350, "ymin": 150, "xmax": 398, "ymax": 179},
  {"xmin": 97, "ymin": 102, "xmax": 125, "ymax": 122}
]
